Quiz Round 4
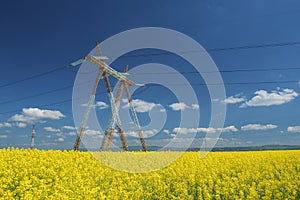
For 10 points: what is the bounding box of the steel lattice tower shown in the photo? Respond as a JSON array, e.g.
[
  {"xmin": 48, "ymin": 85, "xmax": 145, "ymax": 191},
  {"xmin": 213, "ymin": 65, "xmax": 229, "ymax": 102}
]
[{"xmin": 73, "ymin": 42, "xmax": 147, "ymax": 151}]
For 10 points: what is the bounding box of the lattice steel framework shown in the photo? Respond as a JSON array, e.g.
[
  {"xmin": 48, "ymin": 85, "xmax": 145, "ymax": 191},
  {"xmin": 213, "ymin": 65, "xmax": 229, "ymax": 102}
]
[{"xmin": 73, "ymin": 42, "xmax": 147, "ymax": 152}]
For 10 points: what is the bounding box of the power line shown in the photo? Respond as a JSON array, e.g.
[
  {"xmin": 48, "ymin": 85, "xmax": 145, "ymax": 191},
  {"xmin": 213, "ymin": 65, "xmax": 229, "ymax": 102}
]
[
  {"xmin": 1, "ymin": 65, "xmax": 298, "ymax": 105},
  {"xmin": 219, "ymin": 80, "xmax": 299, "ymax": 85},
  {"xmin": 1, "ymin": 40, "xmax": 300, "ymax": 89},
  {"xmin": 0, "ymin": 80, "xmax": 94, "ymax": 105},
  {"xmin": 143, "ymin": 80, "xmax": 299, "ymax": 86},
  {"xmin": 216, "ymin": 66, "xmax": 300, "ymax": 73},
  {"xmin": 115, "ymin": 41, "xmax": 300, "ymax": 59},
  {"xmin": 0, "ymin": 40, "xmax": 299, "ymax": 115},
  {"xmin": 207, "ymin": 41, "xmax": 300, "ymax": 52},
  {"xmin": 0, "ymin": 65, "xmax": 72, "ymax": 89},
  {"xmin": 0, "ymin": 85, "xmax": 73, "ymax": 105},
  {"xmin": 2, "ymin": 78, "xmax": 298, "ymax": 107},
  {"xmin": 0, "ymin": 79, "xmax": 298, "ymax": 115},
  {"xmin": 131, "ymin": 66, "xmax": 300, "ymax": 75},
  {"xmin": 0, "ymin": 74, "xmax": 144, "ymax": 106},
  {"xmin": 0, "ymin": 99, "xmax": 72, "ymax": 115},
  {"xmin": 0, "ymin": 81, "xmax": 146, "ymax": 111},
  {"xmin": 0, "ymin": 91, "xmax": 107, "ymax": 115},
  {"xmin": 70, "ymin": 66, "xmax": 300, "ymax": 76}
]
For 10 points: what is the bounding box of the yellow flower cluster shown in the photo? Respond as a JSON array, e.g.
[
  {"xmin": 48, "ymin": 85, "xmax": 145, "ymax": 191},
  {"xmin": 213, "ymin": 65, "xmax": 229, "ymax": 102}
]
[{"xmin": 0, "ymin": 148, "xmax": 299, "ymax": 199}]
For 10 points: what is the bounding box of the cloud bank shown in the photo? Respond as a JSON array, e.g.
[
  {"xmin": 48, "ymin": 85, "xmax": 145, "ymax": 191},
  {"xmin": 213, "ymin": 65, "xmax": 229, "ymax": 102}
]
[
  {"xmin": 10, "ymin": 108, "xmax": 65, "ymax": 123},
  {"xmin": 241, "ymin": 124, "xmax": 278, "ymax": 131}
]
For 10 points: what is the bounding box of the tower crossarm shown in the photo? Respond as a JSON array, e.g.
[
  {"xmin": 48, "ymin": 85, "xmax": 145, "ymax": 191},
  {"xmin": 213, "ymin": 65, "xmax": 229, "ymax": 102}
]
[{"xmin": 85, "ymin": 55, "xmax": 134, "ymax": 86}]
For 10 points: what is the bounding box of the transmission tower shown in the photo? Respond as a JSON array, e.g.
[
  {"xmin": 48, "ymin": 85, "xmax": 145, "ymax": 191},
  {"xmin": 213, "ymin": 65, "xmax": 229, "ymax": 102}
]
[
  {"xmin": 30, "ymin": 125, "xmax": 35, "ymax": 149},
  {"xmin": 100, "ymin": 66, "xmax": 147, "ymax": 152},
  {"xmin": 73, "ymin": 42, "xmax": 147, "ymax": 151}
]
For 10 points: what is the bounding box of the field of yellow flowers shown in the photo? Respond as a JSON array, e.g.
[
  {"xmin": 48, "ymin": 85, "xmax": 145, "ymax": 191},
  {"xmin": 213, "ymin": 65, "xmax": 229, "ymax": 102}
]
[{"xmin": 0, "ymin": 148, "xmax": 299, "ymax": 199}]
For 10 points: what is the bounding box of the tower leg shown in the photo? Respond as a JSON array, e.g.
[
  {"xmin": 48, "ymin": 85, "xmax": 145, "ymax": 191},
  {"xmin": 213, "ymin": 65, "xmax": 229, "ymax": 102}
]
[
  {"xmin": 118, "ymin": 126, "xmax": 129, "ymax": 151},
  {"xmin": 106, "ymin": 128, "xmax": 114, "ymax": 151},
  {"xmin": 124, "ymin": 84, "xmax": 147, "ymax": 152},
  {"xmin": 99, "ymin": 130, "xmax": 109, "ymax": 151},
  {"xmin": 74, "ymin": 68, "xmax": 104, "ymax": 150}
]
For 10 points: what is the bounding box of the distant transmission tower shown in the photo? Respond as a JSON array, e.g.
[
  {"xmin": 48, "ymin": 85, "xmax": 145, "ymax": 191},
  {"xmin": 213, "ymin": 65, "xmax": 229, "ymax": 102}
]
[{"xmin": 30, "ymin": 125, "xmax": 35, "ymax": 149}]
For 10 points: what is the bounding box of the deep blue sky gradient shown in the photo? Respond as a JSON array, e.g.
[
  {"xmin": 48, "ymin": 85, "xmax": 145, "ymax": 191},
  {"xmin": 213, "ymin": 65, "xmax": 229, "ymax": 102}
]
[{"xmin": 0, "ymin": 0, "xmax": 300, "ymax": 149}]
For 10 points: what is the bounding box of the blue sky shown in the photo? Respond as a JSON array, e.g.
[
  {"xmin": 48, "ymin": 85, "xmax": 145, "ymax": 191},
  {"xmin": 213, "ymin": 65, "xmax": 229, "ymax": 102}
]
[{"xmin": 0, "ymin": 0, "xmax": 300, "ymax": 150}]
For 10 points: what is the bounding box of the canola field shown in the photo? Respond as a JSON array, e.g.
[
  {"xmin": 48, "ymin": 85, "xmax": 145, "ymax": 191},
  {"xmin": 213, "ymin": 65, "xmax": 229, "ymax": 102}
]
[{"xmin": 0, "ymin": 148, "xmax": 299, "ymax": 199}]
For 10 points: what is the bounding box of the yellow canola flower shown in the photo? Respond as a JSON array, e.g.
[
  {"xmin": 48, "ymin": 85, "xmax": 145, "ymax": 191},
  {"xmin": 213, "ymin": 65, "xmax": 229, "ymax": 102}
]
[{"xmin": 0, "ymin": 148, "xmax": 299, "ymax": 199}]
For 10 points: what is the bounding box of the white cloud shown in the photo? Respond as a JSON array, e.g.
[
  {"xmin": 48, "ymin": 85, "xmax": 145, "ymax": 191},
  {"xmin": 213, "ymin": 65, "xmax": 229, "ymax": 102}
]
[
  {"xmin": 0, "ymin": 122, "xmax": 12, "ymax": 128},
  {"xmin": 68, "ymin": 131, "xmax": 77, "ymax": 136},
  {"xmin": 173, "ymin": 127, "xmax": 198, "ymax": 134},
  {"xmin": 222, "ymin": 125, "xmax": 239, "ymax": 132},
  {"xmin": 0, "ymin": 135, "xmax": 7, "ymax": 138},
  {"xmin": 57, "ymin": 138, "xmax": 64, "ymax": 142},
  {"xmin": 163, "ymin": 129, "xmax": 176, "ymax": 137},
  {"xmin": 95, "ymin": 101, "xmax": 109, "ymax": 109},
  {"xmin": 240, "ymin": 88, "xmax": 298, "ymax": 107},
  {"xmin": 162, "ymin": 129, "xmax": 176, "ymax": 137},
  {"xmin": 122, "ymin": 99, "xmax": 159, "ymax": 113},
  {"xmin": 22, "ymin": 108, "xmax": 64, "ymax": 119},
  {"xmin": 44, "ymin": 127, "xmax": 61, "ymax": 133},
  {"xmin": 197, "ymin": 128, "xmax": 216, "ymax": 134},
  {"xmin": 173, "ymin": 126, "xmax": 238, "ymax": 134},
  {"xmin": 14, "ymin": 122, "xmax": 27, "ymax": 128},
  {"xmin": 56, "ymin": 132, "xmax": 64, "ymax": 137},
  {"xmin": 287, "ymin": 126, "xmax": 300, "ymax": 133},
  {"xmin": 81, "ymin": 101, "xmax": 109, "ymax": 110},
  {"xmin": 159, "ymin": 109, "xmax": 166, "ymax": 113},
  {"xmin": 169, "ymin": 102, "xmax": 190, "ymax": 111},
  {"xmin": 143, "ymin": 129, "xmax": 158, "ymax": 137},
  {"xmin": 223, "ymin": 96, "xmax": 245, "ymax": 104},
  {"xmin": 191, "ymin": 104, "xmax": 199, "ymax": 110},
  {"xmin": 127, "ymin": 129, "xmax": 158, "ymax": 138},
  {"xmin": 62, "ymin": 125, "xmax": 76, "ymax": 130},
  {"xmin": 9, "ymin": 108, "xmax": 65, "ymax": 123},
  {"xmin": 84, "ymin": 129, "xmax": 101, "ymax": 135},
  {"xmin": 241, "ymin": 124, "xmax": 278, "ymax": 131}
]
